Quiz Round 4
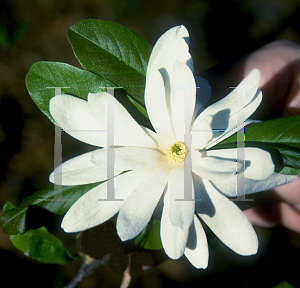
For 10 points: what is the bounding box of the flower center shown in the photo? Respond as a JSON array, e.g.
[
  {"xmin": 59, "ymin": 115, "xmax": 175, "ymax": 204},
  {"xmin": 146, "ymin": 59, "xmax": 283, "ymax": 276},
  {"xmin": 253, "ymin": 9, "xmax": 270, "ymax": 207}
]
[{"xmin": 167, "ymin": 141, "xmax": 187, "ymax": 163}]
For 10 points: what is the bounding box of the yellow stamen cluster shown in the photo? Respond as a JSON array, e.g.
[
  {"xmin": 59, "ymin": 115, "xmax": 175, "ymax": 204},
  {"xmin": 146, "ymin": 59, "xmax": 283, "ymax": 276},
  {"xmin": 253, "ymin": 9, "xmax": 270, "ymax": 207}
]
[{"xmin": 167, "ymin": 141, "xmax": 186, "ymax": 163}]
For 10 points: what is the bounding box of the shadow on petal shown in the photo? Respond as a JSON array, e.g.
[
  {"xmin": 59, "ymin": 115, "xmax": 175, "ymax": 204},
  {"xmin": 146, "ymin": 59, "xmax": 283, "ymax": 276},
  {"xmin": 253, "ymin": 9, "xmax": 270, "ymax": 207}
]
[
  {"xmin": 186, "ymin": 220, "xmax": 197, "ymax": 250},
  {"xmin": 193, "ymin": 173, "xmax": 216, "ymax": 217},
  {"xmin": 158, "ymin": 67, "xmax": 171, "ymax": 109},
  {"xmin": 210, "ymin": 108, "xmax": 230, "ymax": 128}
]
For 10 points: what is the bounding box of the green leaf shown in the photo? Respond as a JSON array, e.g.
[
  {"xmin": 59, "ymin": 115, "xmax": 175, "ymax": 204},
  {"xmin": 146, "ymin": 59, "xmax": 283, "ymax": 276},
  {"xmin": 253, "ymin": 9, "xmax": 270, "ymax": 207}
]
[
  {"xmin": 68, "ymin": 19, "xmax": 152, "ymax": 103},
  {"xmin": 278, "ymin": 167, "xmax": 300, "ymax": 176},
  {"xmin": 212, "ymin": 115, "xmax": 300, "ymax": 174},
  {"xmin": 114, "ymin": 88, "xmax": 151, "ymax": 129},
  {"xmin": 135, "ymin": 219, "xmax": 162, "ymax": 250},
  {"xmin": 143, "ymin": 219, "xmax": 162, "ymax": 250},
  {"xmin": 273, "ymin": 281, "xmax": 295, "ymax": 288},
  {"xmin": 0, "ymin": 182, "xmax": 102, "ymax": 235},
  {"xmin": 25, "ymin": 61, "xmax": 114, "ymax": 123},
  {"xmin": 3, "ymin": 202, "xmax": 16, "ymax": 212},
  {"xmin": 10, "ymin": 227, "xmax": 76, "ymax": 264}
]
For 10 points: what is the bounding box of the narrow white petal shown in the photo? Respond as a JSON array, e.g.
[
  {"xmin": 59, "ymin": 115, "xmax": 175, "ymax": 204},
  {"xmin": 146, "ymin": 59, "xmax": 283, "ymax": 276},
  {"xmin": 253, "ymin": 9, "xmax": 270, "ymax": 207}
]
[
  {"xmin": 201, "ymin": 90, "xmax": 262, "ymax": 134},
  {"xmin": 191, "ymin": 114, "xmax": 213, "ymax": 150},
  {"xmin": 193, "ymin": 70, "xmax": 262, "ymax": 149},
  {"xmin": 61, "ymin": 170, "xmax": 146, "ymax": 233},
  {"xmin": 147, "ymin": 25, "xmax": 191, "ymax": 77},
  {"xmin": 194, "ymin": 69, "xmax": 260, "ymax": 127},
  {"xmin": 49, "ymin": 150, "xmax": 107, "ymax": 185},
  {"xmin": 145, "ymin": 26, "xmax": 194, "ymax": 146},
  {"xmin": 144, "ymin": 70, "xmax": 176, "ymax": 146},
  {"xmin": 142, "ymin": 126, "xmax": 169, "ymax": 151},
  {"xmin": 243, "ymin": 147, "xmax": 274, "ymax": 179},
  {"xmin": 191, "ymin": 150, "xmax": 237, "ymax": 180},
  {"xmin": 195, "ymin": 178, "xmax": 258, "ymax": 255},
  {"xmin": 171, "ymin": 61, "xmax": 196, "ymax": 142},
  {"xmin": 149, "ymin": 37, "xmax": 192, "ymax": 79},
  {"xmin": 184, "ymin": 216, "xmax": 209, "ymax": 269},
  {"xmin": 88, "ymin": 92, "xmax": 157, "ymax": 148},
  {"xmin": 206, "ymin": 147, "xmax": 274, "ymax": 180},
  {"xmin": 205, "ymin": 90, "xmax": 261, "ymax": 146},
  {"xmin": 91, "ymin": 146, "xmax": 167, "ymax": 175},
  {"xmin": 116, "ymin": 167, "xmax": 170, "ymax": 241},
  {"xmin": 161, "ymin": 189, "xmax": 189, "ymax": 259},
  {"xmin": 211, "ymin": 172, "xmax": 298, "ymax": 197},
  {"xmin": 50, "ymin": 94, "xmax": 107, "ymax": 147},
  {"xmin": 168, "ymin": 165, "xmax": 195, "ymax": 230},
  {"xmin": 203, "ymin": 119, "xmax": 260, "ymax": 150}
]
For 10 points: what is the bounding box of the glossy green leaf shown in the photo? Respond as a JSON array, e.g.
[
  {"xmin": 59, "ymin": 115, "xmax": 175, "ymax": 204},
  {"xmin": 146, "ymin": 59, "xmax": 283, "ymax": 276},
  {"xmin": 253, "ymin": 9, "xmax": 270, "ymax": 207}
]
[
  {"xmin": 10, "ymin": 227, "xmax": 76, "ymax": 264},
  {"xmin": 212, "ymin": 115, "xmax": 300, "ymax": 175},
  {"xmin": 25, "ymin": 61, "xmax": 114, "ymax": 123},
  {"xmin": 3, "ymin": 202, "xmax": 16, "ymax": 212},
  {"xmin": 135, "ymin": 219, "xmax": 162, "ymax": 250},
  {"xmin": 68, "ymin": 19, "xmax": 152, "ymax": 103},
  {"xmin": 0, "ymin": 182, "xmax": 102, "ymax": 235}
]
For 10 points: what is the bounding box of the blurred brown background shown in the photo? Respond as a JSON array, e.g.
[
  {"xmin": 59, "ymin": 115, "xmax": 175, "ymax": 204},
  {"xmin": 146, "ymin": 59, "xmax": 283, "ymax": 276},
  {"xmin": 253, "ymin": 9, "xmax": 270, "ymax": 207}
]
[{"xmin": 0, "ymin": 0, "xmax": 300, "ymax": 287}]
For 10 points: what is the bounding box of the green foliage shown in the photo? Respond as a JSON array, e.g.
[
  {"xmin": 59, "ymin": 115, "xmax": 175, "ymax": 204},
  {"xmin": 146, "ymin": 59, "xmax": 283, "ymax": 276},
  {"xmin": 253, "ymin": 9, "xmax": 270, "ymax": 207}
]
[
  {"xmin": 212, "ymin": 115, "xmax": 300, "ymax": 175},
  {"xmin": 4, "ymin": 202, "xmax": 76, "ymax": 264},
  {"xmin": 68, "ymin": 19, "xmax": 152, "ymax": 103},
  {"xmin": 11, "ymin": 227, "xmax": 76, "ymax": 264},
  {"xmin": 135, "ymin": 219, "xmax": 163, "ymax": 250},
  {"xmin": 0, "ymin": 182, "xmax": 102, "ymax": 235},
  {"xmin": 16, "ymin": 18, "xmax": 300, "ymax": 266},
  {"xmin": 273, "ymin": 281, "xmax": 295, "ymax": 288},
  {"xmin": 26, "ymin": 61, "xmax": 114, "ymax": 123}
]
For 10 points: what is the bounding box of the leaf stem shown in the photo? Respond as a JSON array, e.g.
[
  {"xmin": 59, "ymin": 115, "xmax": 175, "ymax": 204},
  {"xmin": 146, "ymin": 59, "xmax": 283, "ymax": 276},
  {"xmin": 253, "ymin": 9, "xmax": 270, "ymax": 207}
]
[{"xmin": 64, "ymin": 255, "xmax": 110, "ymax": 288}]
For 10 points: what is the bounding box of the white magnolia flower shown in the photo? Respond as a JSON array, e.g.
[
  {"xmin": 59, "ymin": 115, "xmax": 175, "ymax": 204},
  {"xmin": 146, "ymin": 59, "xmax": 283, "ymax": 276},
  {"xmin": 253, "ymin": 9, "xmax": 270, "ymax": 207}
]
[{"xmin": 49, "ymin": 26, "xmax": 297, "ymax": 268}]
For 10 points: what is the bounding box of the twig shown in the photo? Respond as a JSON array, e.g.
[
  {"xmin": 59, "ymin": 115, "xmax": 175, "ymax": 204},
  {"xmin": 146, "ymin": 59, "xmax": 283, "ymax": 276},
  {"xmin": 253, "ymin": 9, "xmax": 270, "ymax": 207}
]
[
  {"xmin": 120, "ymin": 254, "xmax": 131, "ymax": 288},
  {"xmin": 64, "ymin": 255, "xmax": 110, "ymax": 288}
]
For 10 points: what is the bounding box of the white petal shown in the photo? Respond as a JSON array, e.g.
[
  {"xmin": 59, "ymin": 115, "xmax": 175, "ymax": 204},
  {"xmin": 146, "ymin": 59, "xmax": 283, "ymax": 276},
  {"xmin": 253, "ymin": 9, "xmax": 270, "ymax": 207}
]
[
  {"xmin": 147, "ymin": 25, "xmax": 191, "ymax": 77},
  {"xmin": 147, "ymin": 37, "xmax": 192, "ymax": 89},
  {"xmin": 206, "ymin": 147, "xmax": 274, "ymax": 180},
  {"xmin": 145, "ymin": 26, "xmax": 194, "ymax": 147},
  {"xmin": 193, "ymin": 70, "xmax": 262, "ymax": 149},
  {"xmin": 195, "ymin": 178, "xmax": 258, "ymax": 255},
  {"xmin": 211, "ymin": 172, "xmax": 298, "ymax": 197},
  {"xmin": 144, "ymin": 70, "xmax": 176, "ymax": 147},
  {"xmin": 168, "ymin": 165, "xmax": 195, "ymax": 230},
  {"xmin": 91, "ymin": 146, "xmax": 167, "ymax": 174},
  {"xmin": 50, "ymin": 94, "xmax": 107, "ymax": 147},
  {"xmin": 194, "ymin": 69, "xmax": 260, "ymax": 126},
  {"xmin": 171, "ymin": 61, "xmax": 196, "ymax": 142},
  {"xmin": 184, "ymin": 216, "xmax": 209, "ymax": 269},
  {"xmin": 205, "ymin": 90, "xmax": 262, "ymax": 133},
  {"xmin": 203, "ymin": 119, "xmax": 260, "ymax": 150},
  {"xmin": 116, "ymin": 167, "xmax": 170, "ymax": 241},
  {"xmin": 191, "ymin": 114, "xmax": 213, "ymax": 150},
  {"xmin": 243, "ymin": 148, "xmax": 274, "ymax": 179},
  {"xmin": 161, "ymin": 189, "xmax": 189, "ymax": 259},
  {"xmin": 88, "ymin": 92, "xmax": 157, "ymax": 148},
  {"xmin": 191, "ymin": 150, "xmax": 237, "ymax": 180},
  {"xmin": 49, "ymin": 150, "xmax": 107, "ymax": 185},
  {"xmin": 61, "ymin": 170, "xmax": 146, "ymax": 232}
]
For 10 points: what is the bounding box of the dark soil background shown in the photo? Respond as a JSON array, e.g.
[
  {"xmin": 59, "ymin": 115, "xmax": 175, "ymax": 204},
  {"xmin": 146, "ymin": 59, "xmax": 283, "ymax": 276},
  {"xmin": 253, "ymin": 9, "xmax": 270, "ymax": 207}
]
[{"xmin": 0, "ymin": 0, "xmax": 299, "ymax": 287}]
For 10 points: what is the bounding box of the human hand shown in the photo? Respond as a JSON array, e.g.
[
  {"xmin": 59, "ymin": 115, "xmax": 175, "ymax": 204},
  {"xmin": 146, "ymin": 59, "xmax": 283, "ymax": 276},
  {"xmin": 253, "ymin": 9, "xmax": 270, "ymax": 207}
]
[{"xmin": 200, "ymin": 40, "xmax": 300, "ymax": 233}]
